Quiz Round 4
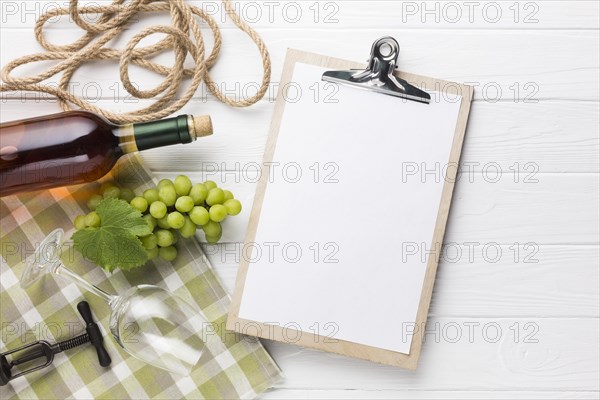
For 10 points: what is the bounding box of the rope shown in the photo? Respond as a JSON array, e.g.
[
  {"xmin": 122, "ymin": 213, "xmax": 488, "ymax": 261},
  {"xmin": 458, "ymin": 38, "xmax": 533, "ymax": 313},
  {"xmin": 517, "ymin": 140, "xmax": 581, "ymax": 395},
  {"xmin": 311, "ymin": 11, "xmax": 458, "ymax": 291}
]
[{"xmin": 0, "ymin": 0, "xmax": 271, "ymax": 124}]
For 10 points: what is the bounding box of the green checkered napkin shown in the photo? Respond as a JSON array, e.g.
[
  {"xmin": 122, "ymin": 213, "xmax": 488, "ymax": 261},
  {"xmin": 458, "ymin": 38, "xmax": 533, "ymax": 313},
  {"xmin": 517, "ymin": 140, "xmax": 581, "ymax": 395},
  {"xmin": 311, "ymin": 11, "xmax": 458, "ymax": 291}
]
[{"xmin": 0, "ymin": 154, "xmax": 282, "ymax": 399}]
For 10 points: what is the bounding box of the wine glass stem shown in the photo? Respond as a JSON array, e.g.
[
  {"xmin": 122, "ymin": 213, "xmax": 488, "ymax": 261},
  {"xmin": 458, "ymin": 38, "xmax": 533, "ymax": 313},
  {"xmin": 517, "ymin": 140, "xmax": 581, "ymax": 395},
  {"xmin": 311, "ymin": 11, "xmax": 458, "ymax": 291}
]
[{"xmin": 53, "ymin": 262, "xmax": 116, "ymax": 304}]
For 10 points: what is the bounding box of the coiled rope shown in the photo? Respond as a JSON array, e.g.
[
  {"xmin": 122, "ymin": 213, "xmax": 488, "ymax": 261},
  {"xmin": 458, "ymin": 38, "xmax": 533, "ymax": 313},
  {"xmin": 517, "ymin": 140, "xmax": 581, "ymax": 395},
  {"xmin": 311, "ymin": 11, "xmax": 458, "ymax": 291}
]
[{"xmin": 0, "ymin": 0, "xmax": 271, "ymax": 124}]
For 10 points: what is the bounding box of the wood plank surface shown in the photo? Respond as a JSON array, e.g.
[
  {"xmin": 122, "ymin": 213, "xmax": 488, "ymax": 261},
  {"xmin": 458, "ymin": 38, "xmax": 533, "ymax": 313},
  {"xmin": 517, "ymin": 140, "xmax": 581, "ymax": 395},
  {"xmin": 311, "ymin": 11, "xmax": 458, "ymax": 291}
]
[{"xmin": 1, "ymin": 29, "xmax": 598, "ymax": 101}]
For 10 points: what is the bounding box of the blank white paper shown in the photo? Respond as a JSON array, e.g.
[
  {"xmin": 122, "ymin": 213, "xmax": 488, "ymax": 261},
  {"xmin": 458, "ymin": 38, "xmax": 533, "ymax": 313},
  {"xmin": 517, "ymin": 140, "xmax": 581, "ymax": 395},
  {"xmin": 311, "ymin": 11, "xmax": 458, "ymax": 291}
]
[{"xmin": 238, "ymin": 63, "xmax": 462, "ymax": 354}]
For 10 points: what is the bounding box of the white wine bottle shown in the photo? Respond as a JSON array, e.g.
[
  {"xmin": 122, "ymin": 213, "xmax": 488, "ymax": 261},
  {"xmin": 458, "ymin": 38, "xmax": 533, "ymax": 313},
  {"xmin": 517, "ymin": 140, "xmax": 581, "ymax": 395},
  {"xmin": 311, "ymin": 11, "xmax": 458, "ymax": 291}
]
[{"xmin": 0, "ymin": 111, "xmax": 212, "ymax": 196}]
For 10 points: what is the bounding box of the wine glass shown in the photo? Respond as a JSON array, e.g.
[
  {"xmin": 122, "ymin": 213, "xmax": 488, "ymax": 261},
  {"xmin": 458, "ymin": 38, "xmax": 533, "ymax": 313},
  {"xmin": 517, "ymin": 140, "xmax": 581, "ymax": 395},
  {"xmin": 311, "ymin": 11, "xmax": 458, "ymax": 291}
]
[{"xmin": 20, "ymin": 229, "xmax": 206, "ymax": 376}]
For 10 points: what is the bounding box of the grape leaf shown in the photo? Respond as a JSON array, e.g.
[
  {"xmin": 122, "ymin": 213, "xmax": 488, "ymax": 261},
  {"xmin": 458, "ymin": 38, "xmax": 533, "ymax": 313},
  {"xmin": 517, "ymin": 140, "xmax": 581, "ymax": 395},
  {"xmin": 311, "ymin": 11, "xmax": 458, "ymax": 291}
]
[{"xmin": 72, "ymin": 198, "xmax": 152, "ymax": 272}]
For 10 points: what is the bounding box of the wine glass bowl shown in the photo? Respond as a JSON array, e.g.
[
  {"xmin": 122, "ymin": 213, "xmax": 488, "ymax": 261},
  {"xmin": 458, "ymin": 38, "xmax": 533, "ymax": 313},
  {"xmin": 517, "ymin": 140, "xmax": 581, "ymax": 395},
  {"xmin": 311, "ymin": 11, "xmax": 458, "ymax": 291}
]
[
  {"xmin": 109, "ymin": 285, "xmax": 205, "ymax": 376},
  {"xmin": 20, "ymin": 229, "xmax": 206, "ymax": 376}
]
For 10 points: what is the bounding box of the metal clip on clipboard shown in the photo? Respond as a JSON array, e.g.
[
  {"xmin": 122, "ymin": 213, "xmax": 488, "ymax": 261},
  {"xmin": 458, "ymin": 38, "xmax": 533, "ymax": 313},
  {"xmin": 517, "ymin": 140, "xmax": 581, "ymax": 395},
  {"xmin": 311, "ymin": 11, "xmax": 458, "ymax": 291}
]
[{"xmin": 322, "ymin": 36, "xmax": 431, "ymax": 104}]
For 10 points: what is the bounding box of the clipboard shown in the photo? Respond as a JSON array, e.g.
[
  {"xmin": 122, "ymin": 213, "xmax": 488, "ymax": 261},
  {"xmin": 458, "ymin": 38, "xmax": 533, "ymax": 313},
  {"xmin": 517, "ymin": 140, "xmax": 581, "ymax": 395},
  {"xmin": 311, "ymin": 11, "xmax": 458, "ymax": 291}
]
[{"xmin": 227, "ymin": 37, "xmax": 474, "ymax": 370}]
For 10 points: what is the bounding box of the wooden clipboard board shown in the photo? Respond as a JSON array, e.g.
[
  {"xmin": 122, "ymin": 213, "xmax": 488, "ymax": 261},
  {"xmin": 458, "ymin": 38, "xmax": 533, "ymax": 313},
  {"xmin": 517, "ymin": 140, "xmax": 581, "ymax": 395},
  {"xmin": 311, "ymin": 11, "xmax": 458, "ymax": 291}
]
[{"xmin": 228, "ymin": 40, "xmax": 473, "ymax": 370}]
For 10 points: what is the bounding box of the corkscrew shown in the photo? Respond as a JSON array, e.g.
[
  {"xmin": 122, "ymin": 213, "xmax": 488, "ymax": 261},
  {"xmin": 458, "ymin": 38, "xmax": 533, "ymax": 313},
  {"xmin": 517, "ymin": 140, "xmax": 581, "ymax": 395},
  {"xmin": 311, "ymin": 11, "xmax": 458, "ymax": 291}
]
[{"xmin": 0, "ymin": 301, "xmax": 111, "ymax": 386}]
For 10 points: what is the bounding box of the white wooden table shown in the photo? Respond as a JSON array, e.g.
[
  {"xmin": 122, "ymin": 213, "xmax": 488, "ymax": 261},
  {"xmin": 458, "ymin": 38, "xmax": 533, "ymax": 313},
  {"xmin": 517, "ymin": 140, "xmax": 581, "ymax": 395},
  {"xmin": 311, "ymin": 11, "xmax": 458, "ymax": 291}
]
[{"xmin": 1, "ymin": 1, "xmax": 599, "ymax": 398}]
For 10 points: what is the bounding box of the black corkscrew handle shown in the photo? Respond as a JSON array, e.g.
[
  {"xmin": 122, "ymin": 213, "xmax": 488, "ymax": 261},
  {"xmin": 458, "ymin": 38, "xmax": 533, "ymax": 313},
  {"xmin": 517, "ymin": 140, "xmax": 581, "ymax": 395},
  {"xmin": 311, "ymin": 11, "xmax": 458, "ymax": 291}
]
[{"xmin": 77, "ymin": 301, "xmax": 111, "ymax": 367}]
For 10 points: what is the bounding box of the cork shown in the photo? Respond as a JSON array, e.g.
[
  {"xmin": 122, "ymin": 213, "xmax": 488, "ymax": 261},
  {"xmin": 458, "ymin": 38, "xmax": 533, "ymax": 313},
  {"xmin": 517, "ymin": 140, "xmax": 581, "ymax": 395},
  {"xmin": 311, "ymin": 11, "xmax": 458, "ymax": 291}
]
[{"xmin": 188, "ymin": 115, "xmax": 213, "ymax": 140}]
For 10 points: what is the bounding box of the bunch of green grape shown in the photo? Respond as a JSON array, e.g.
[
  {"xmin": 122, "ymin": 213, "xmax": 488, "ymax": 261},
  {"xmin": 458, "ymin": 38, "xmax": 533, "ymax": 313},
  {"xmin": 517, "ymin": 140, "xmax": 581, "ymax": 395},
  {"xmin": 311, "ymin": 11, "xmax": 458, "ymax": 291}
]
[{"xmin": 75, "ymin": 176, "xmax": 242, "ymax": 262}]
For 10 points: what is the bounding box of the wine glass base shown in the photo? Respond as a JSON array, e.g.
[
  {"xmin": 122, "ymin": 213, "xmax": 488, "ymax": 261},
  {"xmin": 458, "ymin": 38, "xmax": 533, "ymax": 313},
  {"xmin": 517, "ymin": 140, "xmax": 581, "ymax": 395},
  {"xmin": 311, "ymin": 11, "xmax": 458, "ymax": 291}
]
[{"xmin": 20, "ymin": 228, "xmax": 64, "ymax": 289}]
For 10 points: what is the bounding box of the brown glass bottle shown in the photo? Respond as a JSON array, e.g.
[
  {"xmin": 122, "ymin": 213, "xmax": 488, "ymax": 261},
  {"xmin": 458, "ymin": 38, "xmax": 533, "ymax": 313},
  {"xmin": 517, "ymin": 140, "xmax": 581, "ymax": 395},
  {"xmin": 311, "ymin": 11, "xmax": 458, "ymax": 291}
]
[{"xmin": 0, "ymin": 111, "xmax": 212, "ymax": 197}]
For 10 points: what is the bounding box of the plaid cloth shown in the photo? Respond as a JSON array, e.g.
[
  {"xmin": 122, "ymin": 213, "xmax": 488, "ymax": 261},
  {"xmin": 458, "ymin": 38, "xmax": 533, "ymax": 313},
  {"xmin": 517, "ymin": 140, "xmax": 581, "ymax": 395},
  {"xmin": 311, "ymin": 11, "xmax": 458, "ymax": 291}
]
[{"xmin": 0, "ymin": 154, "xmax": 282, "ymax": 399}]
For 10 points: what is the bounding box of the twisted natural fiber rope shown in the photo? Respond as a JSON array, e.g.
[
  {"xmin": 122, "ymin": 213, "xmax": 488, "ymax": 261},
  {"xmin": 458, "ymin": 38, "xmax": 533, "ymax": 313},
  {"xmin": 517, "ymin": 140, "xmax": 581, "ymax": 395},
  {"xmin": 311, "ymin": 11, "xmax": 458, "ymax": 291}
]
[{"xmin": 0, "ymin": 0, "xmax": 271, "ymax": 124}]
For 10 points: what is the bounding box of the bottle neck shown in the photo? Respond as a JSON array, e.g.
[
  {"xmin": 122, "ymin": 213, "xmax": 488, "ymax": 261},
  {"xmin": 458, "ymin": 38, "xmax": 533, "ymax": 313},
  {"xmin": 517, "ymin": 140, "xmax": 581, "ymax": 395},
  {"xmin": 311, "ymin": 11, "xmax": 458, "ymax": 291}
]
[{"xmin": 115, "ymin": 115, "xmax": 196, "ymax": 154}]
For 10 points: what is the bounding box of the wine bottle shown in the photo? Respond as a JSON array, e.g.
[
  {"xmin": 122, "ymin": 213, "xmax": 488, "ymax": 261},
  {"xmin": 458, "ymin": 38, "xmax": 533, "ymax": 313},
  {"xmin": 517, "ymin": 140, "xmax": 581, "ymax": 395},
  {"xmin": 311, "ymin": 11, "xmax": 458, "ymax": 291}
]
[{"xmin": 0, "ymin": 111, "xmax": 212, "ymax": 197}]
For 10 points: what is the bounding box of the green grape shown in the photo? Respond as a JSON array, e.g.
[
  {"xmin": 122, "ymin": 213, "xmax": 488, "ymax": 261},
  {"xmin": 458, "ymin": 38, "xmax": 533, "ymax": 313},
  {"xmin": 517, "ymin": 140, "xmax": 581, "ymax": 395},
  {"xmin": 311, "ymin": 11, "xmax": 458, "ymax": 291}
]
[
  {"xmin": 147, "ymin": 247, "xmax": 159, "ymax": 260},
  {"xmin": 174, "ymin": 175, "xmax": 192, "ymax": 196},
  {"xmin": 189, "ymin": 206, "xmax": 210, "ymax": 226},
  {"xmin": 141, "ymin": 234, "xmax": 158, "ymax": 250},
  {"xmin": 155, "ymin": 229, "xmax": 175, "ymax": 247},
  {"xmin": 157, "ymin": 216, "xmax": 171, "ymax": 230},
  {"xmin": 209, "ymin": 204, "xmax": 227, "ymax": 222},
  {"xmin": 150, "ymin": 201, "xmax": 167, "ymax": 219},
  {"xmin": 99, "ymin": 181, "xmax": 117, "ymax": 195},
  {"xmin": 74, "ymin": 215, "xmax": 87, "ymax": 230},
  {"xmin": 143, "ymin": 214, "xmax": 157, "ymax": 231},
  {"xmin": 223, "ymin": 190, "xmax": 234, "ymax": 201},
  {"xmin": 189, "ymin": 183, "xmax": 208, "ymax": 205},
  {"xmin": 205, "ymin": 231, "xmax": 222, "ymax": 244},
  {"xmin": 175, "ymin": 196, "xmax": 194, "ymax": 213},
  {"xmin": 158, "ymin": 185, "xmax": 177, "ymax": 207},
  {"xmin": 224, "ymin": 199, "xmax": 242, "ymax": 216},
  {"xmin": 120, "ymin": 188, "xmax": 136, "ymax": 203},
  {"xmin": 143, "ymin": 189, "xmax": 159, "ymax": 205},
  {"xmin": 157, "ymin": 179, "xmax": 174, "ymax": 189},
  {"xmin": 159, "ymin": 246, "xmax": 178, "ymax": 262},
  {"xmin": 172, "ymin": 233, "xmax": 179, "ymax": 245},
  {"xmin": 206, "ymin": 188, "xmax": 225, "ymax": 206},
  {"xmin": 86, "ymin": 194, "xmax": 103, "ymax": 211},
  {"xmin": 84, "ymin": 211, "xmax": 101, "ymax": 228},
  {"xmin": 203, "ymin": 180, "xmax": 217, "ymax": 191},
  {"xmin": 130, "ymin": 197, "xmax": 148, "ymax": 213},
  {"xmin": 179, "ymin": 216, "xmax": 197, "ymax": 238},
  {"xmin": 167, "ymin": 211, "xmax": 185, "ymax": 229},
  {"xmin": 102, "ymin": 186, "xmax": 121, "ymax": 199},
  {"xmin": 202, "ymin": 220, "xmax": 222, "ymax": 237}
]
